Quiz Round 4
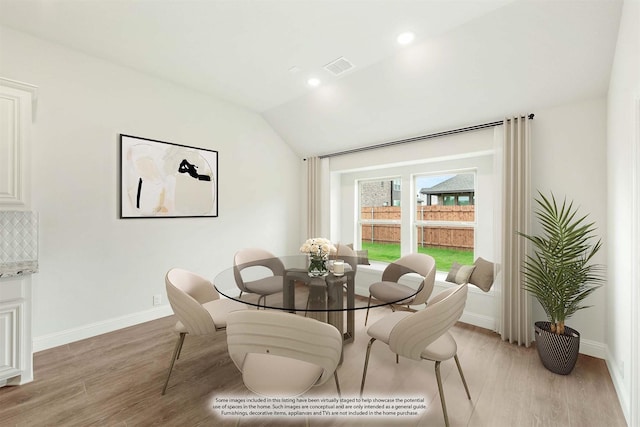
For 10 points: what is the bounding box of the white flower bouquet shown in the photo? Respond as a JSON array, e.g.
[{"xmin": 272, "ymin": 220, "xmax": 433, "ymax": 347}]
[
  {"xmin": 299, "ymin": 237, "xmax": 336, "ymax": 257},
  {"xmin": 300, "ymin": 237, "xmax": 336, "ymax": 276}
]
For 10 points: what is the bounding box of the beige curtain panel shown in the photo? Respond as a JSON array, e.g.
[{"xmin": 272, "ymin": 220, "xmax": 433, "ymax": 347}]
[
  {"xmin": 498, "ymin": 116, "xmax": 533, "ymax": 346},
  {"xmin": 306, "ymin": 156, "xmax": 321, "ymax": 238}
]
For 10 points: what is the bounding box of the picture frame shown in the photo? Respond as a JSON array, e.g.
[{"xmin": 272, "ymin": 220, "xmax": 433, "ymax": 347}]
[{"xmin": 119, "ymin": 134, "xmax": 218, "ymax": 218}]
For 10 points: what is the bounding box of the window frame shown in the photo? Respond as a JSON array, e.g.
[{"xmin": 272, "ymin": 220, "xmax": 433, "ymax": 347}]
[
  {"xmin": 337, "ymin": 147, "xmax": 494, "ymax": 270},
  {"xmin": 354, "ymin": 170, "xmax": 478, "ymax": 267}
]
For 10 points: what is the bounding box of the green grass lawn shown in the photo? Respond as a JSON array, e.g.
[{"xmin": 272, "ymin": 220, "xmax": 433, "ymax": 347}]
[{"xmin": 361, "ymin": 242, "xmax": 474, "ymax": 271}]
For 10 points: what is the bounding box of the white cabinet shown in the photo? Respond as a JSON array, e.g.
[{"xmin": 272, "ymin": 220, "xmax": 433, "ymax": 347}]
[
  {"xmin": 0, "ymin": 278, "xmax": 30, "ymax": 386},
  {"xmin": 0, "ymin": 77, "xmax": 37, "ymax": 386}
]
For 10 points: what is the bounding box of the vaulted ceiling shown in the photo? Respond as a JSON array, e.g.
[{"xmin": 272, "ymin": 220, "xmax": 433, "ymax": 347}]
[{"xmin": 0, "ymin": 0, "xmax": 622, "ymax": 157}]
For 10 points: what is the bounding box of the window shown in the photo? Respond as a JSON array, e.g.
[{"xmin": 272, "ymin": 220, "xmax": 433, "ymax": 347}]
[
  {"xmin": 414, "ymin": 173, "xmax": 476, "ymax": 270},
  {"xmin": 357, "ymin": 172, "xmax": 476, "ymax": 269},
  {"xmin": 358, "ymin": 178, "xmax": 401, "ymax": 262},
  {"xmin": 334, "ymin": 128, "xmax": 493, "ymax": 276}
]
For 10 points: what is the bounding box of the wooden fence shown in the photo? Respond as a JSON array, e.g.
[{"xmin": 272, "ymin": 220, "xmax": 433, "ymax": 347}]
[{"xmin": 360, "ymin": 206, "xmax": 474, "ymax": 250}]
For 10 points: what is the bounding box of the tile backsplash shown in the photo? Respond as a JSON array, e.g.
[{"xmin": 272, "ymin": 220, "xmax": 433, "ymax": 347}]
[{"xmin": 0, "ymin": 210, "xmax": 38, "ymax": 277}]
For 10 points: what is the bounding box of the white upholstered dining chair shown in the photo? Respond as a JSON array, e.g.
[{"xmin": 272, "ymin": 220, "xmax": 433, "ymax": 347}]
[
  {"xmin": 226, "ymin": 310, "xmax": 342, "ymax": 398},
  {"xmin": 233, "ymin": 248, "xmax": 285, "ymax": 308},
  {"xmin": 360, "ymin": 284, "xmax": 470, "ymax": 427},
  {"xmin": 364, "ymin": 253, "xmax": 436, "ymax": 325},
  {"xmin": 162, "ymin": 267, "xmax": 247, "ymax": 395}
]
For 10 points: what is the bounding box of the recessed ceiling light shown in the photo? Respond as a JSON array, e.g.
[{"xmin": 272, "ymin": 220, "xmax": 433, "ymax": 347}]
[
  {"xmin": 397, "ymin": 32, "xmax": 415, "ymax": 45},
  {"xmin": 307, "ymin": 78, "xmax": 321, "ymax": 87}
]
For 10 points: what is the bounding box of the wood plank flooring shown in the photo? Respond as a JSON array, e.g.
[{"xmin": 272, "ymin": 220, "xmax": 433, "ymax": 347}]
[{"xmin": 0, "ymin": 306, "xmax": 627, "ymax": 427}]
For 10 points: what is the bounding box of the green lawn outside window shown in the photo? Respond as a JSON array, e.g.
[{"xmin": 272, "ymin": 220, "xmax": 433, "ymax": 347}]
[{"xmin": 361, "ymin": 242, "xmax": 474, "ymax": 271}]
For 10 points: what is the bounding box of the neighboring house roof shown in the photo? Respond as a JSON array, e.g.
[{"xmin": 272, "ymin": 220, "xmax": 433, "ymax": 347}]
[{"xmin": 420, "ymin": 174, "xmax": 474, "ymax": 195}]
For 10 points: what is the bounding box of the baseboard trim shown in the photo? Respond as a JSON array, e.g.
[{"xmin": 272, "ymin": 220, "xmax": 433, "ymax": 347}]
[
  {"xmin": 460, "ymin": 311, "xmax": 495, "ymax": 330},
  {"xmin": 579, "ymin": 337, "xmax": 608, "ymax": 359},
  {"xmin": 32, "ymin": 305, "xmax": 174, "ymax": 352},
  {"xmin": 606, "ymin": 347, "xmax": 631, "ymax": 424}
]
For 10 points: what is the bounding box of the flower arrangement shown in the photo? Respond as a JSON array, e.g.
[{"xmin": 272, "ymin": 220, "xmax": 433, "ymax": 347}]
[
  {"xmin": 299, "ymin": 237, "xmax": 336, "ymax": 257},
  {"xmin": 300, "ymin": 237, "xmax": 336, "ymax": 276}
]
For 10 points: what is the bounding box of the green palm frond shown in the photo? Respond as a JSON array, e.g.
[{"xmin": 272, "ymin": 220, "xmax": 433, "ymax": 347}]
[{"xmin": 517, "ymin": 191, "xmax": 604, "ymax": 334}]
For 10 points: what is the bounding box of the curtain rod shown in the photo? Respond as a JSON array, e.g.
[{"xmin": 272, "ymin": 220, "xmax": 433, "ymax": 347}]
[{"xmin": 316, "ymin": 113, "xmax": 534, "ymax": 159}]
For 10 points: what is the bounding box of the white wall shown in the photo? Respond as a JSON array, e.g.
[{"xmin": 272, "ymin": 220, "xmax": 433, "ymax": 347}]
[
  {"xmin": 606, "ymin": 1, "xmax": 640, "ymax": 423},
  {"xmin": 0, "ymin": 26, "xmax": 303, "ymax": 349},
  {"xmin": 531, "ymin": 97, "xmax": 608, "ymax": 355}
]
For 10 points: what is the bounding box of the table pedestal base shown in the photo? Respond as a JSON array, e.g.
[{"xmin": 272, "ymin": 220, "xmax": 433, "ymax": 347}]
[{"xmin": 284, "ymin": 269, "xmax": 355, "ymax": 352}]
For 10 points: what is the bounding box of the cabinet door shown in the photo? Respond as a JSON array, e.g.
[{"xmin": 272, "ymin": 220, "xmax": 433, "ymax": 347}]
[
  {"xmin": 0, "ymin": 301, "xmax": 22, "ymax": 382},
  {"xmin": 0, "ymin": 78, "xmax": 36, "ymax": 207}
]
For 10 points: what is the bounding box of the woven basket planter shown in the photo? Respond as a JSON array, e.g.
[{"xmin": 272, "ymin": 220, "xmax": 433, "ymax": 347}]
[{"xmin": 534, "ymin": 321, "xmax": 580, "ymax": 375}]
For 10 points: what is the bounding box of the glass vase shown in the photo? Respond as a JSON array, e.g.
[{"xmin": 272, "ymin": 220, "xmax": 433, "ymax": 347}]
[{"xmin": 308, "ymin": 254, "xmax": 328, "ymax": 277}]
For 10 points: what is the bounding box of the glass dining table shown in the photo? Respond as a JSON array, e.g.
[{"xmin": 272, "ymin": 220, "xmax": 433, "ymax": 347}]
[{"xmin": 212, "ymin": 255, "xmax": 422, "ymax": 346}]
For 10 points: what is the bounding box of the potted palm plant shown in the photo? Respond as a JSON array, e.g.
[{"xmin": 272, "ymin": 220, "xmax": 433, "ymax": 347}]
[{"xmin": 518, "ymin": 192, "xmax": 604, "ymax": 374}]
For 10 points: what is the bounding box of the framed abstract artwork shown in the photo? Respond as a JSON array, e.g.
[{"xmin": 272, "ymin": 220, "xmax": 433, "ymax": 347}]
[{"xmin": 119, "ymin": 134, "xmax": 218, "ymax": 218}]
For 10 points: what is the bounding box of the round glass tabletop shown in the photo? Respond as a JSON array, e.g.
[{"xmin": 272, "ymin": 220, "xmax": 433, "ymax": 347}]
[{"xmin": 212, "ymin": 255, "xmax": 422, "ymax": 313}]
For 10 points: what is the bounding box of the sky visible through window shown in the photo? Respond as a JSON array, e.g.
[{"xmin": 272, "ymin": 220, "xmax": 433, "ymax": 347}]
[{"xmin": 416, "ymin": 174, "xmax": 454, "ymax": 192}]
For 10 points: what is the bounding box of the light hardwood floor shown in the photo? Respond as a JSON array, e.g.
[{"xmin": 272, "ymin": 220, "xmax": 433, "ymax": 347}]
[{"xmin": 0, "ymin": 306, "xmax": 627, "ymax": 427}]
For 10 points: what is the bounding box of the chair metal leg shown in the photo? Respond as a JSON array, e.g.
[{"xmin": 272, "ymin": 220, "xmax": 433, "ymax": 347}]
[
  {"xmin": 176, "ymin": 336, "xmax": 185, "ymax": 360},
  {"xmin": 364, "ymin": 295, "xmax": 372, "ymax": 326},
  {"xmin": 454, "ymin": 354, "xmax": 471, "ymax": 400},
  {"xmin": 175, "ymin": 331, "xmax": 186, "ymax": 361},
  {"xmin": 396, "ymin": 354, "xmax": 399, "ymax": 364},
  {"xmin": 162, "ymin": 332, "xmax": 186, "ymax": 395},
  {"xmin": 334, "ymin": 371, "xmax": 342, "ymax": 398},
  {"xmin": 360, "ymin": 337, "xmax": 376, "ymax": 396},
  {"xmin": 257, "ymin": 295, "xmax": 266, "ymax": 310},
  {"xmin": 435, "ymin": 361, "xmax": 450, "ymax": 427}
]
